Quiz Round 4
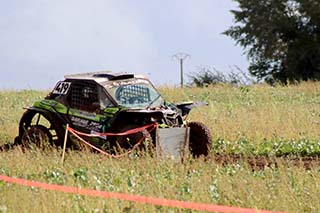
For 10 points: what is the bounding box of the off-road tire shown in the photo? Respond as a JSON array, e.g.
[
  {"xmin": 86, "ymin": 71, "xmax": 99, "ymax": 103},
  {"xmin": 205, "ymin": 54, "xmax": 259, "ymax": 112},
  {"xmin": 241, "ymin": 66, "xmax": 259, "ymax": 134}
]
[
  {"xmin": 21, "ymin": 125, "xmax": 53, "ymax": 150},
  {"xmin": 18, "ymin": 110, "xmax": 66, "ymax": 148},
  {"xmin": 188, "ymin": 121, "xmax": 212, "ymax": 157}
]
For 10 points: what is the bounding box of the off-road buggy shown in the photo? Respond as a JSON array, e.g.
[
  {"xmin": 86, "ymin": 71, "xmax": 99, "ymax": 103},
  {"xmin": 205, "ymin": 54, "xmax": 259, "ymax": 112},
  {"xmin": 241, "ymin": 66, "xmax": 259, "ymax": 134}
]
[{"xmin": 14, "ymin": 71, "xmax": 212, "ymax": 157}]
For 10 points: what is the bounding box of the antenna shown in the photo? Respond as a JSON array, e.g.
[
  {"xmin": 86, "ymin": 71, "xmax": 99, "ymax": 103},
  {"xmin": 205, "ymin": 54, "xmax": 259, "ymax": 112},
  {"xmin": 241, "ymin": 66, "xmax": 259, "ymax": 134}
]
[{"xmin": 172, "ymin": 52, "xmax": 190, "ymax": 88}]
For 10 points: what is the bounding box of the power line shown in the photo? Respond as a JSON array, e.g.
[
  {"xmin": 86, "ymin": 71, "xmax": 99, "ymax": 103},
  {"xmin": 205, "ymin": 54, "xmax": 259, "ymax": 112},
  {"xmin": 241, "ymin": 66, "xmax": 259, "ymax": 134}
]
[{"xmin": 172, "ymin": 53, "xmax": 190, "ymax": 88}]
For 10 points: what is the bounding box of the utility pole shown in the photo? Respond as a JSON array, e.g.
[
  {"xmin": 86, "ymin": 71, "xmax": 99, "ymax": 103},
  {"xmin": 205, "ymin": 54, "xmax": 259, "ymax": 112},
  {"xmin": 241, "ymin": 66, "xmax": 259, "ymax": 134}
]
[{"xmin": 172, "ymin": 53, "xmax": 190, "ymax": 88}]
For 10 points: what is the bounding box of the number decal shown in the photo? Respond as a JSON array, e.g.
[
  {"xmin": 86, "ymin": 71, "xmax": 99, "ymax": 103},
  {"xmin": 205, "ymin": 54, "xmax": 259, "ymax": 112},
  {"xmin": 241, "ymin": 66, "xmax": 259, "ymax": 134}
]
[{"xmin": 52, "ymin": 81, "xmax": 71, "ymax": 95}]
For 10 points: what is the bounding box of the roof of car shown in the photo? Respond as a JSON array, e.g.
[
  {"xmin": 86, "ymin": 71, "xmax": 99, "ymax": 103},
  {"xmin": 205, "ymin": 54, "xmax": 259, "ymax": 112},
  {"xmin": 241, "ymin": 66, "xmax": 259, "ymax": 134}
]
[{"xmin": 64, "ymin": 71, "xmax": 148, "ymax": 83}]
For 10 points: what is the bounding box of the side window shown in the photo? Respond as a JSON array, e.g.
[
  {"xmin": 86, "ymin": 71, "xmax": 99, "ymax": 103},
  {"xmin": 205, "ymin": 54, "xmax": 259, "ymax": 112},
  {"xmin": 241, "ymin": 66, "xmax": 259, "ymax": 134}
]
[
  {"xmin": 67, "ymin": 81, "xmax": 100, "ymax": 112},
  {"xmin": 98, "ymin": 86, "xmax": 114, "ymax": 109}
]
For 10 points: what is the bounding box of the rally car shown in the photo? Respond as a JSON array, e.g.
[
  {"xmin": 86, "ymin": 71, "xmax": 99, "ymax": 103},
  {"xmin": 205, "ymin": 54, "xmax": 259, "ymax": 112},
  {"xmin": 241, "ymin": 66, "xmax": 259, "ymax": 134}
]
[{"xmin": 14, "ymin": 71, "xmax": 212, "ymax": 157}]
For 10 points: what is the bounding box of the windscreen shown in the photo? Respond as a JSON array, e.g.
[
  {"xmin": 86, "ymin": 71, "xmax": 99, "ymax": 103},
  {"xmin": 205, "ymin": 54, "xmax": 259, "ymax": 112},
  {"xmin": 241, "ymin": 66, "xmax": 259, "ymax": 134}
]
[{"xmin": 105, "ymin": 79, "xmax": 164, "ymax": 109}]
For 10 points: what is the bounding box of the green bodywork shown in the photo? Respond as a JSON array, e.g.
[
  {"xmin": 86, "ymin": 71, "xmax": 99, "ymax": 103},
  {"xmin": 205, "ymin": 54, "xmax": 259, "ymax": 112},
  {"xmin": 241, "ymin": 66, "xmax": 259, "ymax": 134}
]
[
  {"xmin": 33, "ymin": 99, "xmax": 68, "ymax": 114},
  {"xmin": 33, "ymin": 99, "xmax": 121, "ymax": 130}
]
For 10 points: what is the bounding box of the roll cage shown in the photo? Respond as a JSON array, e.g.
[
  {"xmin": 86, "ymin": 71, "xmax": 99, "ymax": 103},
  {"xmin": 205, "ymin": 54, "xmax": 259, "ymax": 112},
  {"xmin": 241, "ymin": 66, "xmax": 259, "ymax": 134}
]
[{"xmin": 47, "ymin": 72, "xmax": 164, "ymax": 111}]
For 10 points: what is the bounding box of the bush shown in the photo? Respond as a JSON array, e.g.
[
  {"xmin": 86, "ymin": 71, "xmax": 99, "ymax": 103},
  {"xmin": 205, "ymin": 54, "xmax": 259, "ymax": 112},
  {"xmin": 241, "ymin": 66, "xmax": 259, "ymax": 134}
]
[{"xmin": 188, "ymin": 66, "xmax": 256, "ymax": 87}]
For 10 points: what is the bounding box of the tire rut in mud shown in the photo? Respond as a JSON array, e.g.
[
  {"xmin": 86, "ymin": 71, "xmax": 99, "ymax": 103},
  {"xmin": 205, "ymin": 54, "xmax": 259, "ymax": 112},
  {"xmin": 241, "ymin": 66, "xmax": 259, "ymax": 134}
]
[{"xmin": 210, "ymin": 154, "xmax": 320, "ymax": 169}]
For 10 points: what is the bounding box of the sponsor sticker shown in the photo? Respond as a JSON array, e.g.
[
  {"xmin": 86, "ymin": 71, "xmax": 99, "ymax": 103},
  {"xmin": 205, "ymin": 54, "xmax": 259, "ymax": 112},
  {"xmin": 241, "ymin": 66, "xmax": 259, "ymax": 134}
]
[
  {"xmin": 91, "ymin": 130, "xmax": 107, "ymax": 140},
  {"xmin": 71, "ymin": 116, "xmax": 102, "ymax": 132}
]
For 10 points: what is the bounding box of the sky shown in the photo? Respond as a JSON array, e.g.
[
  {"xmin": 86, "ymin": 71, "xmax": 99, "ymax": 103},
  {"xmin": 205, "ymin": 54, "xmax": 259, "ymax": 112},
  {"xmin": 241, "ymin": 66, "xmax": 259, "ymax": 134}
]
[{"xmin": 0, "ymin": 0, "xmax": 248, "ymax": 90}]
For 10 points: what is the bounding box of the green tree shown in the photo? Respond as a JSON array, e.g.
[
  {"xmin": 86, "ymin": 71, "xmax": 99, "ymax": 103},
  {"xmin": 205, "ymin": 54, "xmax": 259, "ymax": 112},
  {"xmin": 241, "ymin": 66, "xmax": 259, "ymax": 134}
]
[{"xmin": 224, "ymin": 0, "xmax": 320, "ymax": 83}]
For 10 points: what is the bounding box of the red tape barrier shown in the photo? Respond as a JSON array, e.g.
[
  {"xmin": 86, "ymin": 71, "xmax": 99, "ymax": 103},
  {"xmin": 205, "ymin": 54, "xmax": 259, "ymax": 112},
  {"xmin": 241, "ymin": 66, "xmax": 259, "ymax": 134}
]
[
  {"xmin": 0, "ymin": 175, "xmax": 287, "ymax": 213},
  {"xmin": 67, "ymin": 124, "xmax": 157, "ymax": 158},
  {"xmin": 69, "ymin": 123, "xmax": 157, "ymax": 137}
]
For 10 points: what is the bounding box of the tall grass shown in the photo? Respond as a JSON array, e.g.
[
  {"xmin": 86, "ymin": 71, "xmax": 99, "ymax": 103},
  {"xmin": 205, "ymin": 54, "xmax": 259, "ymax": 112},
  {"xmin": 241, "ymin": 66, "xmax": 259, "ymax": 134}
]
[
  {"xmin": 0, "ymin": 83, "xmax": 320, "ymax": 212},
  {"xmin": 0, "ymin": 90, "xmax": 47, "ymax": 144},
  {"xmin": 159, "ymin": 82, "xmax": 320, "ymax": 142},
  {"xmin": 0, "ymin": 149, "xmax": 319, "ymax": 212},
  {"xmin": 1, "ymin": 83, "xmax": 320, "ymax": 145}
]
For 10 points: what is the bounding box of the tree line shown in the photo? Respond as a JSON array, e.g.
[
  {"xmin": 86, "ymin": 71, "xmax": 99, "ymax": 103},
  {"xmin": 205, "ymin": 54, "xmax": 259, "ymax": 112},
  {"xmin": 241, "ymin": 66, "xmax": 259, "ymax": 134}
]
[
  {"xmin": 190, "ymin": 0, "xmax": 320, "ymax": 86},
  {"xmin": 225, "ymin": 0, "xmax": 320, "ymax": 84}
]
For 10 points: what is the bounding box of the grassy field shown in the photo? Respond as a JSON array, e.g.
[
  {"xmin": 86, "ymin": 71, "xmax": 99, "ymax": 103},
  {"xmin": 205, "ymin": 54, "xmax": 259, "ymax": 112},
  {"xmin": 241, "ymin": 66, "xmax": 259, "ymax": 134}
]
[{"xmin": 1, "ymin": 83, "xmax": 320, "ymax": 212}]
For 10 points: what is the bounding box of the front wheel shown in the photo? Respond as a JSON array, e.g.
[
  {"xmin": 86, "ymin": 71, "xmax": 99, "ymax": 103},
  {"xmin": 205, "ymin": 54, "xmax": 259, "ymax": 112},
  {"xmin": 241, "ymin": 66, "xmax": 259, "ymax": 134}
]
[{"xmin": 188, "ymin": 122, "xmax": 212, "ymax": 157}]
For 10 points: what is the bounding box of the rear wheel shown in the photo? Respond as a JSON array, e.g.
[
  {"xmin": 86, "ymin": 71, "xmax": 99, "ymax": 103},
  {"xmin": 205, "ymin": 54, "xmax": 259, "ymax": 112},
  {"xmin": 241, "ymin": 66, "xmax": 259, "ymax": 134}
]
[
  {"xmin": 21, "ymin": 125, "xmax": 52, "ymax": 150},
  {"xmin": 188, "ymin": 122, "xmax": 212, "ymax": 157},
  {"xmin": 17, "ymin": 110, "xmax": 65, "ymax": 148}
]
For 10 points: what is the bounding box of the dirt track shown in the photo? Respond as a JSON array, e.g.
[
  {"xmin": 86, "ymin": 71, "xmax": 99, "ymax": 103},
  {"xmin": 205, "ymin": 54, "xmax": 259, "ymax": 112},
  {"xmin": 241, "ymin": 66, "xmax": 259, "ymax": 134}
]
[
  {"xmin": 1, "ymin": 143, "xmax": 320, "ymax": 169},
  {"xmin": 210, "ymin": 154, "xmax": 320, "ymax": 170}
]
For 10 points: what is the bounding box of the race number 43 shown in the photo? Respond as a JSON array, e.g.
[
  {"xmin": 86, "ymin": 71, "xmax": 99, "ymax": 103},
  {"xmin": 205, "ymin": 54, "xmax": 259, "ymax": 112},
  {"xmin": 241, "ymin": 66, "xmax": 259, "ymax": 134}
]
[{"xmin": 53, "ymin": 81, "xmax": 71, "ymax": 95}]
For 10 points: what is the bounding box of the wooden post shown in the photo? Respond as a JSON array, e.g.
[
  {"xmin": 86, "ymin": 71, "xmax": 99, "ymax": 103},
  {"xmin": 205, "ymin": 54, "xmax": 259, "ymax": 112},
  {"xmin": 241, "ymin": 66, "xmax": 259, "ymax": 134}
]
[
  {"xmin": 155, "ymin": 126, "xmax": 162, "ymax": 158},
  {"xmin": 61, "ymin": 124, "xmax": 69, "ymax": 164}
]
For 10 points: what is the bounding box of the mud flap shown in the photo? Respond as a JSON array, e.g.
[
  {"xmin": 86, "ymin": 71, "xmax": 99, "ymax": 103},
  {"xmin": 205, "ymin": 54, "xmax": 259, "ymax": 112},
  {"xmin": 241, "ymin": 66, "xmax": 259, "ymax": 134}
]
[{"xmin": 156, "ymin": 127, "xmax": 190, "ymax": 160}]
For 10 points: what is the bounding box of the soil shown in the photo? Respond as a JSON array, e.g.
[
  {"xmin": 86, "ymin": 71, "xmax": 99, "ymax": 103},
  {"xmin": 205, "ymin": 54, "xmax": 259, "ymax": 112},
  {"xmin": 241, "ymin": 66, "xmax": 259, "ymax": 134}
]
[
  {"xmin": 210, "ymin": 154, "xmax": 320, "ymax": 170},
  {"xmin": 1, "ymin": 143, "xmax": 320, "ymax": 169}
]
